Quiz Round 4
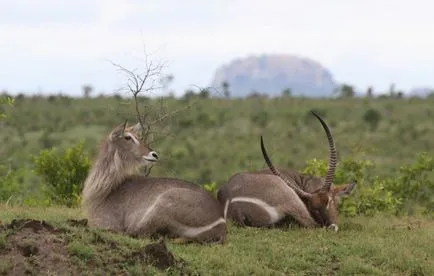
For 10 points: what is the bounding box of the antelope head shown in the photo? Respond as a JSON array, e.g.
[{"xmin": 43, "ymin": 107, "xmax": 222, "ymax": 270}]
[
  {"xmin": 109, "ymin": 120, "xmax": 159, "ymax": 170},
  {"xmin": 82, "ymin": 120, "xmax": 159, "ymax": 204},
  {"xmin": 260, "ymin": 111, "xmax": 356, "ymax": 231}
]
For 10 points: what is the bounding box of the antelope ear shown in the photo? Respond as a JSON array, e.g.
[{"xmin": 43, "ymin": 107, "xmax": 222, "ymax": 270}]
[
  {"xmin": 131, "ymin": 122, "xmax": 142, "ymax": 133},
  {"xmin": 110, "ymin": 121, "xmax": 128, "ymax": 141},
  {"xmin": 333, "ymin": 182, "xmax": 356, "ymax": 198}
]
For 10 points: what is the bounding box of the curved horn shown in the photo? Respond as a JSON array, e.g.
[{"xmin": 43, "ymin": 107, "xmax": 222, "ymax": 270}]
[
  {"xmin": 260, "ymin": 136, "xmax": 312, "ymax": 200},
  {"xmin": 310, "ymin": 111, "xmax": 337, "ymax": 192},
  {"xmin": 122, "ymin": 120, "xmax": 128, "ymax": 133}
]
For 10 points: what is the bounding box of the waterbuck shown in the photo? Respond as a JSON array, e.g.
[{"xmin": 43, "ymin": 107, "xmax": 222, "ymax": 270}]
[
  {"xmin": 82, "ymin": 121, "xmax": 227, "ymax": 243},
  {"xmin": 217, "ymin": 111, "xmax": 356, "ymax": 231}
]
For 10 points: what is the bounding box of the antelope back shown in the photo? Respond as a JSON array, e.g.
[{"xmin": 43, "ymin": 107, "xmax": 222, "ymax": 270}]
[
  {"xmin": 83, "ymin": 122, "xmax": 226, "ymax": 243},
  {"xmin": 109, "ymin": 176, "xmax": 227, "ymax": 243},
  {"xmin": 217, "ymin": 172, "xmax": 318, "ymax": 228}
]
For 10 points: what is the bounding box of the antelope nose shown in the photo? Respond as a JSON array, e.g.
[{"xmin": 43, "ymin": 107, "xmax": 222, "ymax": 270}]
[
  {"xmin": 150, "ymin": 151, "xmax": 159, "ymax": 160},
  {"xmin": 328, "ymin": 224, "xmax": 339, "ymax": 232}
]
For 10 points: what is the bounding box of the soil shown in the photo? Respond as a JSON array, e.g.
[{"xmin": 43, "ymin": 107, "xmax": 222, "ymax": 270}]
[
  {"xmin": 0, "ymin": 219, "xmax": 191, "ymax": 275},
  {"xmin": 0, "ymin": 219, "xmax": 74, "ymax": 276}
]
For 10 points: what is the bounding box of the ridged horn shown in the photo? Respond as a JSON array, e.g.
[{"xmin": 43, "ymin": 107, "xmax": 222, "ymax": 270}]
[
  {"xmin": 122, "ymin": 119, "xmax": 128, "ymax": 134},
  {"xmin": 260, "ymin": 135, "xmax": 312, "ymax": 200},
  {"xmin": 310, "ymin": 111, "xmax": 337, "ymax": 192}
]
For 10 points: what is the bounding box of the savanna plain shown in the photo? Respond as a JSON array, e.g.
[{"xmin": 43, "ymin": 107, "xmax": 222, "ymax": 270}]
[{"xmin": 1, "ymin": 93, "xmax": 433, "ymax": 275}]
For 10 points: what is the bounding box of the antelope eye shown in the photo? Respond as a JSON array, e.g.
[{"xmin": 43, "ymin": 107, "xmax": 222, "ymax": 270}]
[{"xmin": 124, "ymin": 135, "xmax": 132, "ymax": 141}]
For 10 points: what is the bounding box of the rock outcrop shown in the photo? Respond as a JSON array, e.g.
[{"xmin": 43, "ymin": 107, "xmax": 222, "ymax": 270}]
[{"xmin": 210, "ymin": 54, "xmax": 337, "ymax": 97}]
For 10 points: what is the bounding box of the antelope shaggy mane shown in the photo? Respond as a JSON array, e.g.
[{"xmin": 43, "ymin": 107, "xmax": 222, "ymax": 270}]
[{"xmin": 82, "ymin": 121, "xmax": 227, "ymax": 244}]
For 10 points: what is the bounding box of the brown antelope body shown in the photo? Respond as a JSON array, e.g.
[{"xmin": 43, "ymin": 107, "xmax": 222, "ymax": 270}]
[
  {"xmin": 82, "ymin": 122, "xmax": 227, "ymax": 243},
  {"xmin": 218, "ymin": 111, "xmax": 356, "ymax": 231}
]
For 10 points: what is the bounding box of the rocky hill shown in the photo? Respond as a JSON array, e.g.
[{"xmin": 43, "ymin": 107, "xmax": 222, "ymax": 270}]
[{"xmin": 210, "ymin": 54, "xmax": 337, "ymax": 97}]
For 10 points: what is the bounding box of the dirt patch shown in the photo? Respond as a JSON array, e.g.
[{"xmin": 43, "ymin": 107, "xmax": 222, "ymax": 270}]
[
  {"xmin": 143, "ymin": 239, "xmax": 176, "ymax": 269},
  {"xmin": 127, "ymin": 239, "xmax": 192, "ymax": 274},
  {"xmin": 0, "ymin": 219, "xmax": 76, "ymax": 275},
  {"xmin": 0, "ymin": 218, "xmax": 194, "ymax": 275}
]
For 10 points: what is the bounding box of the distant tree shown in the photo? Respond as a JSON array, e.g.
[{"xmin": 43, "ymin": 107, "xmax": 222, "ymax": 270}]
[
  {"xmin": 183, "ymin": 89, "xmax": 196, "ymax": 102},
  {"xmin": 366, "ymin": 86, "xmax": 374, "ymax": 98},
  {"xmin": 338, "ymin": 84, "xmax": 355, "ymax": 98},
  {"xmin": 82, "ymin": 84, "xmax": 93, "ymax": 98},
  {"xmin": 222, "ymin": 81, "xmax": 230, "ymax": 98},
  {"xmin": 16, "ymin": 94, "xmax": 25, "ymax": 101},
  {"xmin": 396, "ymin": 91, "xmax": 404, "ymax": 99},
  {"xmin": 160, "ymin": 74, "xmax": 174, "ymax": 94},
  {"xmin": 48, "ymin": 95, "xmax": 57, "ymax": 102},
  {"xmin": 282, "ymin": 88, "xmax": 292, "ymax": 97},
  {"xmin": 363, "ymin": 108, "xmax": 382, "ymax": 131},
  {"xmin": 389, "ymin": 83, "xmax": 396, "ymax": 96},
  {"xmin": 199, "ymin": 89, "xmax": 210, "ymax": 98},
  {"xmin": 248, "ymin": 90, "xmax": 262, "ymax": 98},
  {"xmin": 39, "ymin": 129, "xmax": 55, "ymax": 149}
]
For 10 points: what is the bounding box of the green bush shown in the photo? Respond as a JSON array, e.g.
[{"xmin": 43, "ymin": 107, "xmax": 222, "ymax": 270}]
[
  {"xmin": 0, "ymin": 165, "xmax": 24, "ymax": 203},
  {"xmin": 0, "ymin": 96, "xmax": 21, "ymax": 203},
  {"xmin": 33, "ymin": 142, "xmax": 90, "ymax": 207},
  {"xmin": 385, "ymin": 152, "xmax": 434, "ymax": 215},
  {"xmin": 341, "ymin": 177, "xmax": 402, "ymax": 217},
  {"xmin": 302, "ymin": 157, "xmax": 397, "ymax": 216},
  {"xmin": 302, "ymin": 153, "xmax": 433, "ymax": 216},
  {"xmin": 363, "ymin": 108, "xmax": 382, "ymax": 131},
  {"xmin": 0, "ymin": 96, "xmax": 15, "ymax": 120},
  {"xmin": 203, "ymin": 181, "xmax": 218, "ymax": 197}
]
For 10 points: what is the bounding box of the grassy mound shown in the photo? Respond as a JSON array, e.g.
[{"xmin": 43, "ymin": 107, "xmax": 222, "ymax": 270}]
[{"xmin": 1, "ymin": 206, "xmax": 433, "ymax": 275}]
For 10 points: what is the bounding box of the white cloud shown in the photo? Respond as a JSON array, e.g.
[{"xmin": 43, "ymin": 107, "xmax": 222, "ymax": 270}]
[{"xmin": 1, "ymin": 0, "xmax": 434, "ymax": 94}]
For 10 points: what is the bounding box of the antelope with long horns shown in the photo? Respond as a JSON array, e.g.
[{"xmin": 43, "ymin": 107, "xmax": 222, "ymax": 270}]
[
  {"xmin": 218, "ymin": 111, "xmax": 356, "ymax": 231},
  {"xmin": 82, "ymin": 121, "xmax": 227, "ymax": 243}
]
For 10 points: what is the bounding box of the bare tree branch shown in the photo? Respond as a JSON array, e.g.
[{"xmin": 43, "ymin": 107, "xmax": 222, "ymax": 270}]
[
  {"xmin": 108, "ymin": 50, "xmax": 202, "ymax": 149},
  {"xmin": 109, "ymin": 55, "xmax": 165, "ymax": 140}
]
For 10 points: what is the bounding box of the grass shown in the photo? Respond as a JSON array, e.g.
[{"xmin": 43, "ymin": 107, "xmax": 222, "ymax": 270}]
[
  {"xmin": 3, "ymin": 95, "xmax": 434, "ymax": 189},
  {"xmin": 0, "ymin": 205, "xmax": 433, "ymax": 275}
]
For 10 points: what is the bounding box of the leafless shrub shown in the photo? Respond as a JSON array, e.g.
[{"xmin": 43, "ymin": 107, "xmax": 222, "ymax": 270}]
[{"xmin": 108, "ymin": 49, "xmax": 205, "ymax": 176}]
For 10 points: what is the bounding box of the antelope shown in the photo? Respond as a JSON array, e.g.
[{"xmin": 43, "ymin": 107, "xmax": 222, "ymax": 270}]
[
  {"xmin": 217, "ymin": 111, "xmax": 356, "ymax": 231},
  {"xmin": 82, "ymin": 121, "xmax": 227, "ymax": 243}
]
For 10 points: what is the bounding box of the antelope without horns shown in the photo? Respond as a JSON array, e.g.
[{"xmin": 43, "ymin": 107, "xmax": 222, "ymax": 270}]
[
  {"xmin": 82, "ymin": 121, "xmax": 227, "ymax": 243},
  {"xmin": 217, "ymin": 111, "xmax": 356, "ymax": 231}
]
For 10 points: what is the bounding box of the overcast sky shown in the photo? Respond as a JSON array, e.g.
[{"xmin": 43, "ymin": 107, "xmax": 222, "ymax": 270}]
[{"xmin": 1, "ymin": 0, "xmax": 434, "ymax": 96}]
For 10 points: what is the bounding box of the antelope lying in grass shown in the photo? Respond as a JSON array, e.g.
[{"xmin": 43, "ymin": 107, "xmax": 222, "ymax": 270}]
[
  {"xmin": 218, "ymin": 111, "xmax": 356, "ymax": 231},
  {"xmin": 82, "ymin": 121, "xmax": 227, "ymax": 243}
]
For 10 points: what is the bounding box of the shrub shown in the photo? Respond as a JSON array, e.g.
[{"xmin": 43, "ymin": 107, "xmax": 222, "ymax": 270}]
[
  {"xmin": 385, "ymin": 152, "xmax": 434, "ymax": 215},
  {"xmin": 340, "ymin": 177, "xmax": 402, "ymax": 217},
  {"xmin": 0, "ymin": 96, "xmax": 15, "ymax": 120},
  {"xmin": 0, "ymin": 96, "xmax": 21, "ymax": 203},
  {"xmin": 33, "ymin": 142, "xmax": 90, "ymax": 207},
  {"xmin": 303, "ymin": 157, "xmax": 398, "ymax": 216},
  {"xmin": 363, "ymin": 108, "xmax": 382, "ymax": 131},
  {"xmin": 251, "ymin": 110, "xmax": 269, "ymax": 128},
  {"xmin": 0, "ymin": 165, "xmax": 24, "ymax": 203},
  {"xmin": 302, "ymin": 153, "xmax": 434, "ymax": 216},
  {"xmin": 203, "ymin": 182, "xmax": 218, "ymax": 198}
]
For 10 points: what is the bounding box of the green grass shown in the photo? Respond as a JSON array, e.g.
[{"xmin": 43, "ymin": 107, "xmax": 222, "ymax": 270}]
[
  {"xmin": 3, "ymin": 95, "xmax": 434, "ymax": 188},
  {"xmin": 1, "ymin": 205, "xmax": 433, "ymax": 275}
]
